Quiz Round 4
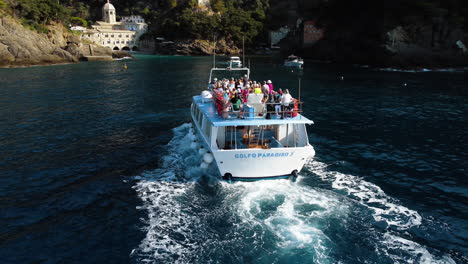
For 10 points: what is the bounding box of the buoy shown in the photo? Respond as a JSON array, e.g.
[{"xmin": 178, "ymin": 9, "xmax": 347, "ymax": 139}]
[
  {"xmin": 190, "ymin": 141, "xmax": 198, "ymax": 149},
  {"xmin": 404, "ymin": 83, "xmax": 408, "ymax": 87},
  {"xmin": 188, "ymin": 133, "xmax": 196, "ymax": 141},
  {"xmin": 340, "ymin": 76, "xmax": 344, "ymax": 80},
  {"xmin": 200, "ymin": 162, "xmax": 209, "ymax": 169},
  {"xmin": 203, "ymin": 152, "xmax": 214, "ymax": 164},
  {"xmin": 124, "ymin": 63, "xmax": 128, "ymax": 69},
  {"xmin": 198, "ymin": 147, "xmax": 207, "ymax": 155}
]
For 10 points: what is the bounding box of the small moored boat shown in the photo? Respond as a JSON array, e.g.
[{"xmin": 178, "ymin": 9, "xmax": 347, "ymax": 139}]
[
  {"xmin": 227, "ymin": 56, "xmax": 242, "ymax": 68},
  {"xmin": 190, "ymin": 66, "xmax": 315, "ymax": 182},
  {"xmin": 284, "ymin": 55, "xmax": 304, "ymax": 68}
]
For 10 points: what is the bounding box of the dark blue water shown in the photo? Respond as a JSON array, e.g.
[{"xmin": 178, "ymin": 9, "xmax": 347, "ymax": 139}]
[{"xmin": 0, "ymin": 56, "xmax": 466, "ymax": 263}]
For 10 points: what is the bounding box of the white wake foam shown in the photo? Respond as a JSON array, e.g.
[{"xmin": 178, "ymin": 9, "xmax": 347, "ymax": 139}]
[
  {"xmin": 132, "ymin": 123, "xmax": 210, "ymax": 263},
  {"xmin": 379, "ymin": 233, "xmax": 456, "ymax": 264},
  {"xmin": 306, "ymin": 160, "xmax": 421, "ymax": 230},
  {"xmin": 223, "ymin": 180, "xmax": 345, "ymax": 263},
  {"xmin": 305, "ymin": 159, "xmax": 455, "ymax": 263}
]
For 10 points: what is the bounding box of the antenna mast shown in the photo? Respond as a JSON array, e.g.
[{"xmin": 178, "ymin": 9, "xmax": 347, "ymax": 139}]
[
  {"xmin": 242, "ymin": 36, "xmax": 245, "ymax": 67},
  {"xmin": 298, "ymin": 78, "xmax": 301, "ymax": 102},
  {"xmin": 213, "ymin": 35, "xmax": 217, "ymax": 68}
]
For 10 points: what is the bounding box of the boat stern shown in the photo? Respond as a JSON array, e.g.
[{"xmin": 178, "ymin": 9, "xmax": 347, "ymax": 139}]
[{"xmin": 212, "ymin": 146, "xmax": 315, "ymax": 180}]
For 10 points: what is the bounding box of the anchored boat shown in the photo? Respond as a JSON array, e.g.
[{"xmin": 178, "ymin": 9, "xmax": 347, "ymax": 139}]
[
  {"xmin": 284, "ymin": 55, "xmax": 304, "ymax": 68},
  {"xmin": 190, "ymin": 66, "xmax": 315, "ymax": 182},
  {"xmin": 227, "ymin": 56, "xmax": 242, "ymax": 68}
]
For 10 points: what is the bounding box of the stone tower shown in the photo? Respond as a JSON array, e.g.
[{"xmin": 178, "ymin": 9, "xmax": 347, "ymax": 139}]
[{"xmin": 102, "ymin": 0, "xmax": 116, "ymax": 24}]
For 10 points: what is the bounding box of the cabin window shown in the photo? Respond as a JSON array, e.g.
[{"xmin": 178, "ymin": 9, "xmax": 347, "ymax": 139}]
[
  {"xmin": 193, "ymin": 105, "xmax": 200, "ymax": 125},
  {"xmin": 197, "ymin": 110, "xmax": 203, "ymax": 125},
  {"xmin": 202, "ymin": 118, "xmax": 211, "ymax": 139},
  {"xmin": 218, "ymin": 124, "xmax": 308, "ymax": 150}
]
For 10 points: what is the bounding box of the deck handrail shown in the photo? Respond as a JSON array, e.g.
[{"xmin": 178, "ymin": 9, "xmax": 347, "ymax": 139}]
[{"xmin": 216, "ymin": 100, "xmax": 304, "ymax": 119}]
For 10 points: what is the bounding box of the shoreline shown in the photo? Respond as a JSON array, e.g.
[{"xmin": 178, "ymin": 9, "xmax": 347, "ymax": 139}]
[
  {"xmin": 0, "ymin": 61, "xmax": 79, "ymax": 69},
  {"xmin": 1, "ymin": 54, "xmax": 466, "ymax": 72},
  {"xmin": 0, "ymin": 53, "xmax": 133, "ymax": 69}
]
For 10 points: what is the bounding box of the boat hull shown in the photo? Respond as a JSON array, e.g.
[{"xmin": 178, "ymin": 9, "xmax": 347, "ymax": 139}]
[
  {"xmin": 284, "ymin": 61, "xmax": 303, "ymax": 68},
  {"xmin": 212, "ymin": 146, "xmax": 315, "ymax": 179}
]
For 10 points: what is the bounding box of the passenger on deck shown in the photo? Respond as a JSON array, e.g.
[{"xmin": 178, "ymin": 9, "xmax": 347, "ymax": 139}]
[
  {"xmin": 265, "ymin": 91, "xmax": 276, "ymax": 119},
  {"xmin": 281, "ymin": 89, "xmax": 293, "ymax": 118},
  {"xmin": 254, "ymin": 82, "xmax": 262, "ymax": 94},
  {"xmin": 223, "ymin": 89, "xmax": 230, "ymax": 101},
  {"xmin": 282, "ymin": 89, "xmax": 293, "ymax": 106},
  {"xmin": 229, "ymin": 78, "xmax": 235, "ymax": 89},
  {"xmin": 267, "ymin": 80, "xmax": 274, "ymax": 94},
  {"xmin": 262, "ymin": 81, "xmax": 270, "ymax": 94},
  {"xmin": 274, "ymin": 89, "xmax": 283, "ymax": 117},
  {"xmin": 243, "ymin": 74, "xmax": 249, "ymax": 85},
  {"xmin": 230, "ymin": 94, "xmax": 242, "ymax": 111},
  {"xmin": 242, "ymin": 87, "xmax": 249, "ymax": 103},
  {"xmin": 208, "ymin": 78, "xmax": 217, "ymax": 90}
]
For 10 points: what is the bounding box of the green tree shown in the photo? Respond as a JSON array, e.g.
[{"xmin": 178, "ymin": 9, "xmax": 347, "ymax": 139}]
[
  {"xmin": 70, "ymin": 16, "xmax": 87, "ymax": 27},
  {"xmin": 0, "ymin": 0, "xmax": 7, "ymax": 10},
  {"xmin": 211, "ymin": 0, "xmax": 227, "ymax": 13}
]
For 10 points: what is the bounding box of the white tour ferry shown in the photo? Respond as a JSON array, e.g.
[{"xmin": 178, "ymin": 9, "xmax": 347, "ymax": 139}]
[{"xmin": 190, "ymin": 66, "xmax": 315, "ymax": 182}]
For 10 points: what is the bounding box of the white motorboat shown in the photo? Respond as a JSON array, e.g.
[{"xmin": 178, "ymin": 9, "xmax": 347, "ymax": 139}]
[
  {"xmin": 227, "ymin": 56, "xmax": 242, "ymax": 68},
  {"xmin": 284, "ymin": 55, "xmax": 304, "ymax": 68},
  {"xmin": 190, "ymin": 66, "xmax": 315, "ymax": 182}
]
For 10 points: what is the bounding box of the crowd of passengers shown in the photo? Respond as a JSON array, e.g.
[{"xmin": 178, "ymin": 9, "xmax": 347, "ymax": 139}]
[{"xmin": 208, "ymin": 76, "xmax": 297, "ymax": 119}]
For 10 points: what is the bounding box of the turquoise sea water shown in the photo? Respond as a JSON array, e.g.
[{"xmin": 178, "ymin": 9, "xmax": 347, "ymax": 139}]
[{"xmin": 0, "ymin": 55, "xmax": 467, "ymax": 263}]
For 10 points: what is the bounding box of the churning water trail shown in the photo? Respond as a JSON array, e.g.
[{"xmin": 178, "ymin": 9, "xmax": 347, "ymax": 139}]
[
  {"xmin": 306, "ymin": 160, "xmax": 422, "ymax": 230},
  {"xmin": 132, "ymin": 123, "xmax": 208, "ymax": 263},
  {"xmin": 131, "ymin": 123, "xmax": 456, "ymax": 263},
  {"xmin": 305, "ymin": 160, "xmax": 456, "ymax": 264}
]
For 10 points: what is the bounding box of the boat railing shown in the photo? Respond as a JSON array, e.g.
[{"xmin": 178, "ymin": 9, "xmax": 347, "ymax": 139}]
[{"xmin": 214, "ymin": 99, "xmax": 304, "ymax": 119}]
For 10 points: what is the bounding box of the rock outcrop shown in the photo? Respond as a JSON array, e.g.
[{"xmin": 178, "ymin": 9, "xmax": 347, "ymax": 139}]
[
  {"xmin": 0, "ymin": 14, "xmax": 128, "ymax": 67},
  {"xmin": 381, "ymin": 24, "xmax": 468, "ymax": 68},
  {"xmin": 0, "ymin": 16, "xmax": 79, "ymax": 67},
  {"xmin": 154, "ymin": 39, "xmax": 240, "ymax": 56}
]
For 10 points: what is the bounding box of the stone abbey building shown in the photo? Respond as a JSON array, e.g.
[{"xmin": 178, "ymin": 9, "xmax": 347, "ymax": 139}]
[{"xmin": 81, "ymin": 1, "xmax": 148, "ymax": 51}]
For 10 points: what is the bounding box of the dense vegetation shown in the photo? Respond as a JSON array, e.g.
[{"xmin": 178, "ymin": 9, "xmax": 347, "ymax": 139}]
[{"xmin": 3, "ymin": 0, "xmax": 468, "ymax": 48}]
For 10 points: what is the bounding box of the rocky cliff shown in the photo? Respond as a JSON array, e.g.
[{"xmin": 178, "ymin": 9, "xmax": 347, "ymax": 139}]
[
  {"xmin": 0, "ymin": 15, "xmax": 119, "ymax": 67},
  {"xmin": 295, "ymin": 0, "xmax": 468, "ymax": 68},
  {"xmin": 303, "ymin": 24, "xmax": 468, "ymax": 69},
  {"xmin": 0, "ymin": 16, "xmax": 78, "ymax": 67}
]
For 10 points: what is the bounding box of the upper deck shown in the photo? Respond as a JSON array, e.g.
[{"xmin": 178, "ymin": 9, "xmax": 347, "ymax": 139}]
[{"xmin": 193, "ymin": 95, "xmax": 314, "ymax": 127}]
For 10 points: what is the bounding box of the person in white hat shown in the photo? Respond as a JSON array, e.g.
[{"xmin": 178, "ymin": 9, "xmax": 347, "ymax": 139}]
[{"xmin": 267, "ymin": 80, "xmax": 274, "ymax": 93}]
